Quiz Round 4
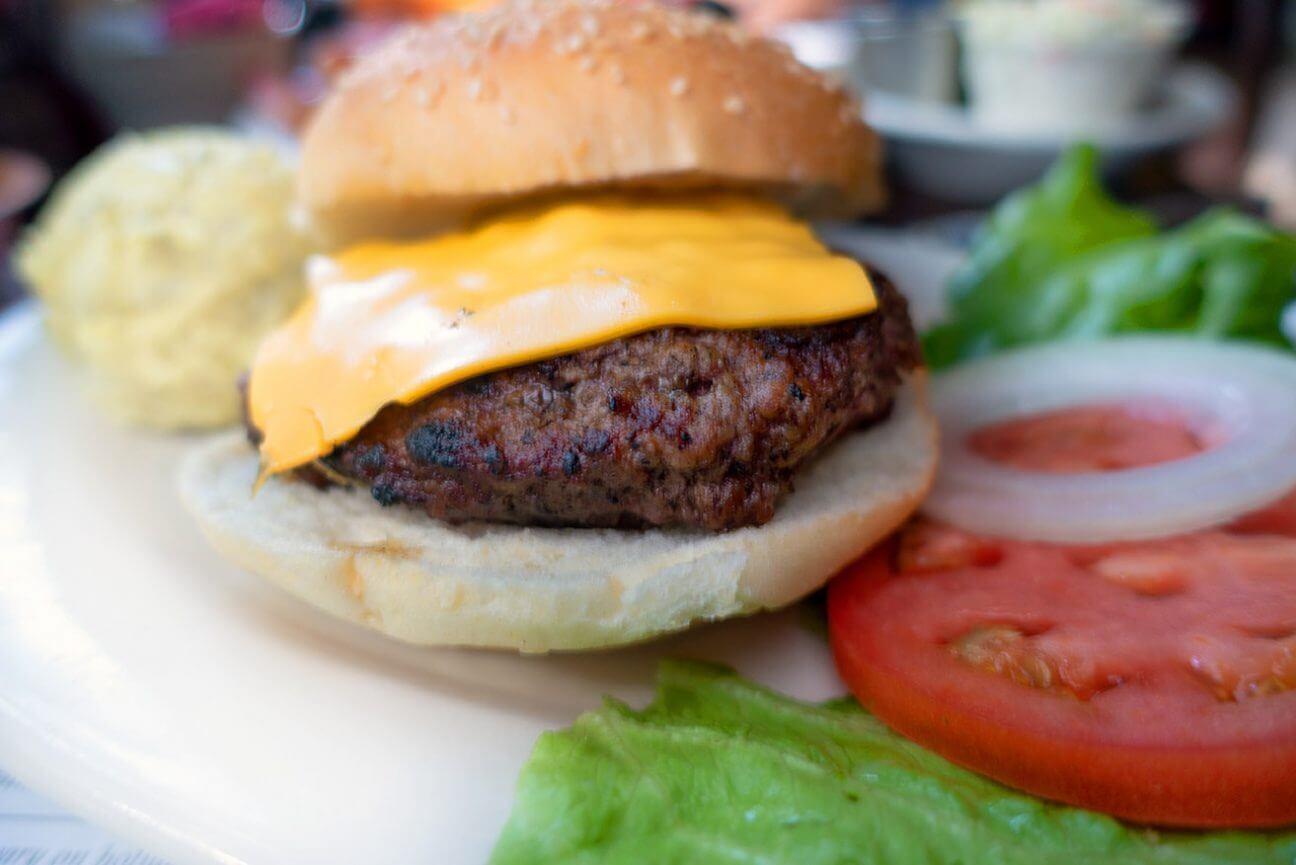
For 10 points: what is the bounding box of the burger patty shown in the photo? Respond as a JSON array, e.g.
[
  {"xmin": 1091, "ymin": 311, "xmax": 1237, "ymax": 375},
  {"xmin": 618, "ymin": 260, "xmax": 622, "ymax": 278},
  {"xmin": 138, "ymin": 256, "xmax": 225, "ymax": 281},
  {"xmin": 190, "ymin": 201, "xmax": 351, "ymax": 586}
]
[{"xmin": 300, "ymin": 269, "xmax": 920, "ymax": 531}]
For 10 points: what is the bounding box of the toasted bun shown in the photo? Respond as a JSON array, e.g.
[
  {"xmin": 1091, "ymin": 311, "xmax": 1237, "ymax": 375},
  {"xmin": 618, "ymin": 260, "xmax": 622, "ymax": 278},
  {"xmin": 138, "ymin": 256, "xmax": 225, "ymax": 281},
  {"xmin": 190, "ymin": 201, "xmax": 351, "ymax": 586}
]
[
  {"xmin": 300, "ymin": 0, "xmax": 884, "ymax": 243},
  {"xmin": 179, "ymin": 379, "xmax": 935, "ymax": 652}
]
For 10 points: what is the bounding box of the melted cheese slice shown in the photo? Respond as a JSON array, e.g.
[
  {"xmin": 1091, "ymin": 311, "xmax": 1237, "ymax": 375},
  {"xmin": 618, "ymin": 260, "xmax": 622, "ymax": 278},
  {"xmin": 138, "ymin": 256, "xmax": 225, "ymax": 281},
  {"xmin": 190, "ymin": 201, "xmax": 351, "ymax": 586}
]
[{"xmin": 249, "ymin": 195, "xmax": 877, "ymax": 476}]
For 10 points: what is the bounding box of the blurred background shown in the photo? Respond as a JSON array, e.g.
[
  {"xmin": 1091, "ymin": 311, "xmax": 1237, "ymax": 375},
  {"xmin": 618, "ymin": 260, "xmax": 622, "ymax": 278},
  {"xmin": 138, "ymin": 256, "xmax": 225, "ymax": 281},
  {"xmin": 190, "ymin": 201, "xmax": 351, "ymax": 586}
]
[{"xmin": 1, "ymin": 0, "xmax": 1294, "ymax": 298}]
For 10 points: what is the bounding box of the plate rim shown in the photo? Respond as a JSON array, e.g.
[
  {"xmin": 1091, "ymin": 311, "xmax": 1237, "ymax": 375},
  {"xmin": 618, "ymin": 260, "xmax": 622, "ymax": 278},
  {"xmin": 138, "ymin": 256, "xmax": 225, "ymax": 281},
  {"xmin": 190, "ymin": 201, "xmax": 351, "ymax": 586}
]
[{"xmin": 864, "ymin": 63, "xmax": 1234, "ymax": 152}]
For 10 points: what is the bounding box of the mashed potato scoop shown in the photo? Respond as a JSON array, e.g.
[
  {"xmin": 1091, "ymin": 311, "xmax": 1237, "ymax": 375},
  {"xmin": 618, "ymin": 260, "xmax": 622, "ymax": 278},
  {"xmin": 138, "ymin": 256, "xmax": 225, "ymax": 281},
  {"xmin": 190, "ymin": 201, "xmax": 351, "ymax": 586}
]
[{"xmin": 17, "ymin": 127, "xmax": 313, "ymax": 429}]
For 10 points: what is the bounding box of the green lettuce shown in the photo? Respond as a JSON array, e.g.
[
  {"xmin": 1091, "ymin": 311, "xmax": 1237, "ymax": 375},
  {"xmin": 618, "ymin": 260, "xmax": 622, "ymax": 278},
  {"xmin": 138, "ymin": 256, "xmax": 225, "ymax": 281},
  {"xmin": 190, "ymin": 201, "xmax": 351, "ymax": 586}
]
[
  {"xmin": 924, "ymin": 145, "xmax": 1296, "ymax": 369},
  {"xmin": 490, "ymin": 661, "xmax": 1296, "ymax": 865}
]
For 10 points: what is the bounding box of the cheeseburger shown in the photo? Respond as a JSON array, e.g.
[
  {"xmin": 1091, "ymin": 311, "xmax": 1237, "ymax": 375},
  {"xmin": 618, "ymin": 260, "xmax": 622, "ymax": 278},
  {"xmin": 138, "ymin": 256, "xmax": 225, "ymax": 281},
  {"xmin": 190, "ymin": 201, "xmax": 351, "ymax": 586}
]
[{"xmin": 181, "ymin": 0, "xmax": 938, "ymax": 651}]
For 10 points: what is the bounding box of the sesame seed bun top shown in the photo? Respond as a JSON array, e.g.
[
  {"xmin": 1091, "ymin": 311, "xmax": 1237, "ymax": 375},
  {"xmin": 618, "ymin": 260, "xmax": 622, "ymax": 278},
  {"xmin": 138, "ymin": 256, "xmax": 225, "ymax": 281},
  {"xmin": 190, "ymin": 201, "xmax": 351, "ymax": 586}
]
[{"xmin": 299, "ymin": 0, "xmax": 886, "ymax": 242}]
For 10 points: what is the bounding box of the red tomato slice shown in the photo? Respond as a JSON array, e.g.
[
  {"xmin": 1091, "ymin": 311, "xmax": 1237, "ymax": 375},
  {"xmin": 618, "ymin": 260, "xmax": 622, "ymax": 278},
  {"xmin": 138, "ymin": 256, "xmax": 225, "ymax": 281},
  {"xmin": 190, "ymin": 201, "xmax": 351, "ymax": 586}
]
[
  {"xmin": 967, "ymin": 401, "xmax": 1206, "ymax": 473},
  {"xmin": 1232, "ymin": 490, "xmax": 1296, "ymax": 538},
  {"xmin": 829, "ymin": 520, "xmax": 1296, "ymax": 828},
  {"xmin": 830, "ymin": 403, "xmax": 1296, "ymax": 828}
]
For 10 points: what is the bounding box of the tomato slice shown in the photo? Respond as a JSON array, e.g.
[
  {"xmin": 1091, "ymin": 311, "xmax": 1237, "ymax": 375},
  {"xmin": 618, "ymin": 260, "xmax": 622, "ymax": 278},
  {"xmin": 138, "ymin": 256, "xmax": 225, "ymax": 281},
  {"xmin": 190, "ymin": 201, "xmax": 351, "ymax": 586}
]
[
  {"xmin": 1232, "ymin": 490, "xmax": 1296, "ymax": 538},
  {"xmin": 967, "ymin": 401, "xmax": 1206, "ymax": 473},
  {"xmin": 829, "ymin": 519, "xmax": 1296, "ymax": 828},
  {"xmin": 830, "ymin": 403, "xmax": 1296, "ymax": 828}
]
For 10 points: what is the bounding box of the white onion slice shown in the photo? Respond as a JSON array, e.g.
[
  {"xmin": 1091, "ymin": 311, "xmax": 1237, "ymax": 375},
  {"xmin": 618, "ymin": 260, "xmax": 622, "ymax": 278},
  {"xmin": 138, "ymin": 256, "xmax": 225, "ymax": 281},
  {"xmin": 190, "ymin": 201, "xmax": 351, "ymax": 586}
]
[{"xmin": 924, "ymin": 337, "xmax": 1296, "ymax": 543}]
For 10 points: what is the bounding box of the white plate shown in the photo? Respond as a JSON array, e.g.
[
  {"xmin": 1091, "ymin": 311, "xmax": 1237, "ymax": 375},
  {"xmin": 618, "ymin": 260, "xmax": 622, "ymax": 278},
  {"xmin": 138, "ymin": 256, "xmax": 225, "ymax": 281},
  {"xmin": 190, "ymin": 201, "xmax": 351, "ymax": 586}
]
[
  {"xmin": 866, "ymin": 64, "xmax": 1234, "ymax": 204},
  {"xmin": 0, "ymin": 230, "xmax": 960, "ymax": 865}
]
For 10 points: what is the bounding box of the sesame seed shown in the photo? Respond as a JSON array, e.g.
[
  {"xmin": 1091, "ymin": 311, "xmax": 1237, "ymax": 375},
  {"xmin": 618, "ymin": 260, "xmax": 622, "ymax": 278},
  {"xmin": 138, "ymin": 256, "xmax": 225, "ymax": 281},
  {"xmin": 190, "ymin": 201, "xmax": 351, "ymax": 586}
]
[
  {"xmin": 723, "ymin": 94, "xmax": 745, "ymax": 114},
  {"xmin": 578, "ymin": 54, "xmax": 597, "ymax": 73},
  {"xmin": 628, "ymin": 21, "xmax": 651, "ymax": 40},
  {"xmin": 610, "ymin": 64, "xmax": 626, "ymax": 85},
  {"xmin": 683, "ymin": 15, "xmax": 711, "ymax": 36},
  {"xmin": 580, "ymin": 14, "xmax": 599, "ymax": 36},
  {"xmin": 499, "ymin": 104, "xmax": 516, "ymax": 124},
  {"xmin": 511, "ymin": 19, "xmax": 540, "ymax": 45},
  {"xmin": 466, "ymin": 77, "xmax": 483, "ymax": 100},
  {"xmin": 452, "ymin": 45, "xmax": 479, "ymax": 70},
  {"xmin": 669, "ymin": 76, "xmax": 689, "ymax": 97}
]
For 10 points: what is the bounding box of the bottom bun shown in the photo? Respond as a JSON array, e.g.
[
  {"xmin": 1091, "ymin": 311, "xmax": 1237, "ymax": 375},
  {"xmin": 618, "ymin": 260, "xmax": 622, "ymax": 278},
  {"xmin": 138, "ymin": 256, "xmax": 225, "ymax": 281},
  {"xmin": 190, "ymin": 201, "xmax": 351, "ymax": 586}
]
[{"xmin": 179, "ymin": 377, "xmax": 937, "ymax": 652}]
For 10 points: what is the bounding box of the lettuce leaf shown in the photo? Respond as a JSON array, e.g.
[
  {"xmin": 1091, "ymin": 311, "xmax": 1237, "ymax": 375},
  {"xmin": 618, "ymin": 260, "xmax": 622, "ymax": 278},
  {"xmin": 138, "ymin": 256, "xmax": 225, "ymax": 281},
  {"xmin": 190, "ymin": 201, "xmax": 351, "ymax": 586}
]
[
  {"xmin": 924, "ymin": 145, "xmax": 1296, "ymax": 369},
  {"xmin": 490, "ymin": 661, "xmax": 1296, "ymax": 865}
]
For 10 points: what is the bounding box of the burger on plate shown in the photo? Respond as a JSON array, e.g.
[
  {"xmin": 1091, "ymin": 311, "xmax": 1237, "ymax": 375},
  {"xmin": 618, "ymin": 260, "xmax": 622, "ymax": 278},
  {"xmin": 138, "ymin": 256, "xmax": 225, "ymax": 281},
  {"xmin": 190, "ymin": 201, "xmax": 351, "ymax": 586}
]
[{"xmin": 181, "ymin": 0, "xmax": 938, "ymax": 652}]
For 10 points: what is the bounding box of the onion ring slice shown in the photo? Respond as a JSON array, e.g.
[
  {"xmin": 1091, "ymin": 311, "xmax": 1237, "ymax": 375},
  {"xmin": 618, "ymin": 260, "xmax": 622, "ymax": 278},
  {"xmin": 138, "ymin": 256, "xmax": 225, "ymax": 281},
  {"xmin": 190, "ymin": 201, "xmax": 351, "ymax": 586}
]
[{"xmin": 924, "ymin": 337, "xmax": 1296, "ymax": 543}]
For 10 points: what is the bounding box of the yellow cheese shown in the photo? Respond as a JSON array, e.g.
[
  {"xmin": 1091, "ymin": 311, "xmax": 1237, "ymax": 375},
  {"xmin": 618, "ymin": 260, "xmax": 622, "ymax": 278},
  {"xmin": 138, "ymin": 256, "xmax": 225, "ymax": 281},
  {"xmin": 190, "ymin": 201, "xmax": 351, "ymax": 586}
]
[{"xmin": 249, "ymin": 195, "xmax": 877, "ymax": 476}]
